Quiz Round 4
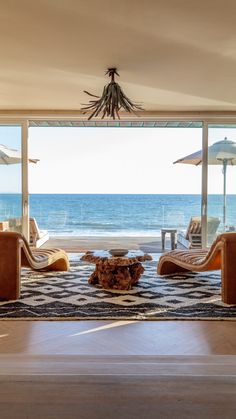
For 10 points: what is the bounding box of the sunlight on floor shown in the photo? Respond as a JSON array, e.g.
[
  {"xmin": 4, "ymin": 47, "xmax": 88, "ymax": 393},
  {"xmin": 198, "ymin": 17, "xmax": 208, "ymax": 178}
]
[{"xmin": 69, "ymin": 320, "xmax": 138, "ymax": 337}]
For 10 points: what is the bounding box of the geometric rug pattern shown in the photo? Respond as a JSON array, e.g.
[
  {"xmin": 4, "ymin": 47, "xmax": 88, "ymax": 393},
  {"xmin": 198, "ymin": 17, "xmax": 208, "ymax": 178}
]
[{"xmin": 0, "ymin": 255, "xmax": 236, "ymax": 320}]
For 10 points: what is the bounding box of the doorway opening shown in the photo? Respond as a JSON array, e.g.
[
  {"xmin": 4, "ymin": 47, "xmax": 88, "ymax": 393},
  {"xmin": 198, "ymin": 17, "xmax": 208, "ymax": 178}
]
[{"xmin": 27, "ymin": 122, "xmax": 203, "ymax": 252}]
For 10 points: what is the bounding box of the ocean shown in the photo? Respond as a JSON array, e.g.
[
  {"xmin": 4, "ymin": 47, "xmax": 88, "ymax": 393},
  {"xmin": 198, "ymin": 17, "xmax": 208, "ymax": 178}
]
[{"xmin": 0, "ymin": 194, "xmax": 236, "ymax": 236}]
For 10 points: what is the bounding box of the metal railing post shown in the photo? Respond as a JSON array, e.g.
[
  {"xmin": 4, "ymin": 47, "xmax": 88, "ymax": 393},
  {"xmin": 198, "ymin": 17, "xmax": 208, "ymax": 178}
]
[{"xmin": 201, "ymin": 122, "xmax": 208, "ymax": 248}]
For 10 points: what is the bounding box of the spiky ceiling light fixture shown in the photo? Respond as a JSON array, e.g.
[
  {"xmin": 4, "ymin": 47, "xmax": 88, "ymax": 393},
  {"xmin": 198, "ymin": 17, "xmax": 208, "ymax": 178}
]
[{"xmin": 81, "ymin": 68, "xmax": 143, "ymax": 120}]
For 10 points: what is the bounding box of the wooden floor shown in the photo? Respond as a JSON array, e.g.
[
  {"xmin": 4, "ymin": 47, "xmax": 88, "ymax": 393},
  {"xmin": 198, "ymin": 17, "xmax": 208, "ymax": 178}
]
[
  {"xmin": 0, "ymin": 354, "xmax": 235, "ymax": 419},
  {"xmin": 0, "ymin": 373, "xmax": 235, "ymax": 419},
  {"xmin": 0, "ymin": 321, "xmax": 236, "ymax": 418},
  {"xmin": 0, "ymin": 320, "xmax": 236, "ymax": 355}
]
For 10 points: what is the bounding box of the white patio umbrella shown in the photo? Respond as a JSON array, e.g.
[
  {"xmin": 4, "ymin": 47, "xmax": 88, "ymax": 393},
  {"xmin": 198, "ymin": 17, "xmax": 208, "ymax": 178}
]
[
  {"xmin": 0, "ymin": 144, "xmax": 39, "ymax": 165},
  {"xmin": 0, "ymin": 144, "xmax": 39, "ymax": 231},
  {"xmin": 174, "ymin": 137, "xmax": 236, "ymax": 228}
]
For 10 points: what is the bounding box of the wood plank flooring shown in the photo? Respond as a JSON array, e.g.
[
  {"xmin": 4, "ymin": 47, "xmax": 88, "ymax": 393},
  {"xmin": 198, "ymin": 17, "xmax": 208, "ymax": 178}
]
[
  {"xmin": 0, "ymin": 320, "xmax": 236, "ymax": 355},
  {"xmin": 1, "ymin": 375, "xmax": 236, "ymax": 419},
  {"xmin": 0, "ymin": 354, "xmax": 236, "ymax": 375},
  {"xmin": 0, "ymin": 321, "xmax": 236, "ymax": 418},
  {"xmin": 0, "ymin": 355, "xmax": 236, "ymax": 419}
]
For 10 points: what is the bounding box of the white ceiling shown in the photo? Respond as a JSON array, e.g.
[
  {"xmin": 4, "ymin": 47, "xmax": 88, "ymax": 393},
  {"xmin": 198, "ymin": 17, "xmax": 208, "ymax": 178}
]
[{"xmin": 1, "ymin": 0, "xmax": 236, "ymax": 112}]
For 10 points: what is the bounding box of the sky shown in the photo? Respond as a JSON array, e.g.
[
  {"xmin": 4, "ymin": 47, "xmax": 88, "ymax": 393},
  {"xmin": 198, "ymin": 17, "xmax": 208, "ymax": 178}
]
[
  {"xmin": 0, "ymin": 125, "xmax": 22, "ymax": 193},
  {"xmin": 28, "ymin": 127, "xmax": 203, "ymax": 194},
  {"xmin": 1, "ymin": 125, "xmax": 236, "ymax": 194}
]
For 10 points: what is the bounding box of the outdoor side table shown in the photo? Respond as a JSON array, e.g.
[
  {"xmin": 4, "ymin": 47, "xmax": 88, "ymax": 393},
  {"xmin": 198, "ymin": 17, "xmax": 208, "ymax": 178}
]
[
  {"xmin": 80, "ymin": 251, "xmax": 152, "ymax": 290},
  {"xmin": 161, "ymin": 228, "xmax": 177, "ymax": 250}
]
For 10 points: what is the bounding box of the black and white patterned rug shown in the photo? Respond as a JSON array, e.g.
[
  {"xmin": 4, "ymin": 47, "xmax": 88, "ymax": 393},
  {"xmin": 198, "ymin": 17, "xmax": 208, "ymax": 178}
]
[{"xmin": 0, "ymin": 254, "xmax": 236, "ymax": 320}]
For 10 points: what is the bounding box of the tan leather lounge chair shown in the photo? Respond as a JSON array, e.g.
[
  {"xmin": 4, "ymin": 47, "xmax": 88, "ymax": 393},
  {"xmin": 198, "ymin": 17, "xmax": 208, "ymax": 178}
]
[
  {"xmin": 158, "ymin": 233, "xmax": 236, "ymax": 304},
  {"xmin": 0, "ymin": 231, "xmax": 70, "ymax": 301}
]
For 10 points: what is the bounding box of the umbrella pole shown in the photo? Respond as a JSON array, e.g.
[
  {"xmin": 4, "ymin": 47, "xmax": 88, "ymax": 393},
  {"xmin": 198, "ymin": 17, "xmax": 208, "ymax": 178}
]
[{"xmin": 223, "ymin": 160, "xmax": 227, "ymax": 229}]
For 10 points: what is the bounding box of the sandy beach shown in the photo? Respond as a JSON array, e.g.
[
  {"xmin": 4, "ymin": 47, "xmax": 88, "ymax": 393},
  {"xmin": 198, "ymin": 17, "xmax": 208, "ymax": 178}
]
[{"xmin": 43, "ymin": 235, "xmax": 178, "ymax": 253}]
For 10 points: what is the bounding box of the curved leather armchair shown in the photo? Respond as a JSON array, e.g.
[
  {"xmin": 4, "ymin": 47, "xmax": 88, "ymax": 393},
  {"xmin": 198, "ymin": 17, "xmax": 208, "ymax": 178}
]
[
  {"xmin": 158, "ymin": 233, "xmax": 236, "ymax": 304},
  {"xmin": 0, "ymin": 231, "xmax": 70, "ymax": 301}
]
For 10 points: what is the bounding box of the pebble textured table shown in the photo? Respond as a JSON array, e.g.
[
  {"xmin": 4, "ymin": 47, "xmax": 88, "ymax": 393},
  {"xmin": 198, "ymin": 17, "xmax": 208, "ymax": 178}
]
[{"xmin": 80, "ymin": 251, "xmax": 152, "ymax": 290}]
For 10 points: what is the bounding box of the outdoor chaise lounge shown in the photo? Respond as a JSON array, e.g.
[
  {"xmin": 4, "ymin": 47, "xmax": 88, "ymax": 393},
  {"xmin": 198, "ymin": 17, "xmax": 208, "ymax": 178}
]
[
  {"xmin": 177, "ymin": 216, "xmax": 220, "ymax": 249},
  {"xmin": 158, "ymin": 232, "xmax": 236, "ymax": 304},
  {"xmin": 29, "ymin": 217, "xmax": 49, "ymax": 248},
  {"xmin": 0, "ymin": 231, "xmax": 69, "ymax": 301}
]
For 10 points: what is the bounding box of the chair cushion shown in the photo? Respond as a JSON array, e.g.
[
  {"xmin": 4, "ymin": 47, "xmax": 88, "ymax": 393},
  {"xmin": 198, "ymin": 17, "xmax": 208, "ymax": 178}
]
[
  {"xmin": 162, "ymin": 249, "xmax": 208, "ymax": 266},
  {"xmin": 188, "ymin": 221, "xmax": 201, "ymax": 236}
]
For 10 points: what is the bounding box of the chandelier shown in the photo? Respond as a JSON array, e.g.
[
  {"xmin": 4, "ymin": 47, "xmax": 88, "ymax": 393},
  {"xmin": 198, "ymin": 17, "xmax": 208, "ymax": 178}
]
[{"xmin": 81, "ymin": 68, "xmax": 143, "ymax": 120}]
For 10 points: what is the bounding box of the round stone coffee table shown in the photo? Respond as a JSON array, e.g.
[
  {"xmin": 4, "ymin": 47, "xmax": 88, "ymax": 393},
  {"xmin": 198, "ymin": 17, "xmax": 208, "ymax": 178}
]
[{"xmin": 80, "ymin": 251, "xmax": 152, "ymax": 290}]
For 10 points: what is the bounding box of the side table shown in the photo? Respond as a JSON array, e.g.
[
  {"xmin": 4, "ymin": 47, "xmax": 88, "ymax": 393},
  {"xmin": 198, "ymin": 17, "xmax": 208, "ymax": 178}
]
[{"xmin": 161, "ymin": 228, "xmax": 177, "ymax": 250}]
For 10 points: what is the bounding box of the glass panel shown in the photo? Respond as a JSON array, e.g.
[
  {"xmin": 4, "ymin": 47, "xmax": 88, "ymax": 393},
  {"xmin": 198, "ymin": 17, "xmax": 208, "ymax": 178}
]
[
  {"xmin": 0, "ymin": 125, "xmax": 22, "ymax": 234},
  {"xmin": 207, "ymin": 124, "xmax": 236, "ymax": 245},
  {"xmin": 28, "ymin": 125, "xmax": 202, "ymax": 251}
]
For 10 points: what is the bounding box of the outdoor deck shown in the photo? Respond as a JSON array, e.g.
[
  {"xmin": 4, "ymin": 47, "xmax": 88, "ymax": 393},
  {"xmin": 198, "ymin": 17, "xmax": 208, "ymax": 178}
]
[{"xmin": 43, "ymin": 235, "xmax": 184, "ymax": 253}]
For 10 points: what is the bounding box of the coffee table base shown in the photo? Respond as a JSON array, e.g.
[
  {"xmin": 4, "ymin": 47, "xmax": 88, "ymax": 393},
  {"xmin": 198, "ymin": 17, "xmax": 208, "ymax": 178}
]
[{"xmin": 89, "ymin": 262, "xmax": 144, "ymax": 290}]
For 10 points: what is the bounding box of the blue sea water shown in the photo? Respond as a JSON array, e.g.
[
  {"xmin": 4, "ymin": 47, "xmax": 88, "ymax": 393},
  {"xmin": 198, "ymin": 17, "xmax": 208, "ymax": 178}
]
[{"xmin": 0, "ymin": 194, "xmax": 236, "ymax": 236}]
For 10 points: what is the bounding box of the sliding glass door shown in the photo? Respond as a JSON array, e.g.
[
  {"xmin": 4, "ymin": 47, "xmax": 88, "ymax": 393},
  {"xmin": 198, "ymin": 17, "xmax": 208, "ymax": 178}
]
[
  {"xmin": 207, "ymin": 124, "xmax": 236, "ymax": 245},
  {"xmin": 0, "ymin": 124, "xmax": 26, "ymax": 236},
  {"xmin": 1, "ymin": 116, "xmax": 236, "ymax": 249}
]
